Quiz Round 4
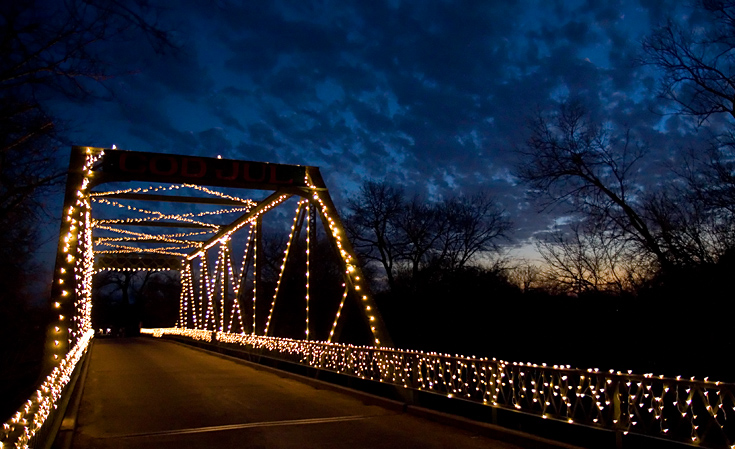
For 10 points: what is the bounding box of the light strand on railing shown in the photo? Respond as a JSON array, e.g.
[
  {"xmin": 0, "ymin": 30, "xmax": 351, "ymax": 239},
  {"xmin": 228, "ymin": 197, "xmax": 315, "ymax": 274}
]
[
  {"xmin": 144, "ymin": 324, "xmax": 735, "ymax": 449},
  {"xmin": 2, "ymin": 330, "xmax": 94, "ymax": 449}
]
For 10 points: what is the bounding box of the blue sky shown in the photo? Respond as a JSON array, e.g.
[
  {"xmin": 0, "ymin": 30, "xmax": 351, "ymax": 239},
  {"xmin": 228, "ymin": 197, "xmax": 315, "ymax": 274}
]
[{"xmin": 47, "ymin": 0, "xmax": 714, "ymax": 262}]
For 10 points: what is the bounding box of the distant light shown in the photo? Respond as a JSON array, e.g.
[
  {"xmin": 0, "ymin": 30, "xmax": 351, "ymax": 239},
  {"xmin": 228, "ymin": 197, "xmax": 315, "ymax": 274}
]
[
  {"xmin": 217, "ymin": 155, "xmax": 222, "ymax": 159},
  {"xmin": 112, "ymin": 144, "xmax": 117, "ymax": 149}
]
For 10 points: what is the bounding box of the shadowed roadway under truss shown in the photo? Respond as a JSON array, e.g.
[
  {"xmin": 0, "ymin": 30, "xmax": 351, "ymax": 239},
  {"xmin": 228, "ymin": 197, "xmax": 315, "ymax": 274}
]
[{"xmin": 68, "ymin": 338, "xmax": 531, "ymax": 449}]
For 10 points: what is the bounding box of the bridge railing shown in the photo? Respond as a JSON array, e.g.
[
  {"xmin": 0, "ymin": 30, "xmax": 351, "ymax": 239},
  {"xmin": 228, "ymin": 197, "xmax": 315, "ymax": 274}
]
[
  {"xmin": 1, "ymin": 330, "xmax": 93, "ymax": 449},
  {"xmin": 144, "ymin": 328, "xmax": 734, "ymax": 448}
]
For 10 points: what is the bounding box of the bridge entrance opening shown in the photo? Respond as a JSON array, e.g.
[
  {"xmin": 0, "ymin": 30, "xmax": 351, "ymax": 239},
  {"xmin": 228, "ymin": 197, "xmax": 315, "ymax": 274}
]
[{"xmin": 47, "ymin": 146, "xmax": 392, "ymax": 368}]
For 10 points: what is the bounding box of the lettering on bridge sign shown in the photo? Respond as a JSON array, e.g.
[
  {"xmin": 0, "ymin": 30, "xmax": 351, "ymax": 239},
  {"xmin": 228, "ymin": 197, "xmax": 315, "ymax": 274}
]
[{"xmin": 101, "ymin": 150, "xmax": 308, "ymax": 190}]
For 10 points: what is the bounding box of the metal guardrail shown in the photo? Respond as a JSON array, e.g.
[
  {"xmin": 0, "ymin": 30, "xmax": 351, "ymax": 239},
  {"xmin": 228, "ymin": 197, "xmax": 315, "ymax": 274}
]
[{"xmin": 144, "ymin": 328, "xmax": 735, "ymax": 448}]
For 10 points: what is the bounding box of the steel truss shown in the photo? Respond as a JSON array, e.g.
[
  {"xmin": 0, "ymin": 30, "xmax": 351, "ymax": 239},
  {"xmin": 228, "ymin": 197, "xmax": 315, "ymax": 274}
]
[{"xmin": 1, "ymin": 146, "xmax": 392, "ymax": 448}]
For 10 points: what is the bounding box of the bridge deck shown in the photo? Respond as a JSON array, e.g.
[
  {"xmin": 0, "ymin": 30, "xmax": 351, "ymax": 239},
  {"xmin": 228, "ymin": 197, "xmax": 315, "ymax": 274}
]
[{"xmin": 66, "ymin": 338, "xmax": 528, "ymax": 449}]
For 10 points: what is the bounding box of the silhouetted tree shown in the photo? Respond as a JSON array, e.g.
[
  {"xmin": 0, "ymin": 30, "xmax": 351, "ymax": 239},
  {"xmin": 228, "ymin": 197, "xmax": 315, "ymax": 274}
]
[
  {"xmin": 433, "ymin": 191, "xmax": 511, "ymax": 271},
  {"xmin": 536, "ymin": 218, "xmax": 647, "ymax": 295},
  {"xmin": 517, "ymin": 101, "xmax": 681, "ymax": 272},
  {"xmin": 506, "ymin": 260, "xmax": 542, "ymax": 293},
  {"xmin": 93, "ymin": 270, "xmax": 158, "ymax": 335},
  {"xmin": 641, "ymin": 0, "xmax": 735, "ymax": 124},
  {"xmin": 641, "ymin": 0, "xmax": 735, "ymax": 266},
  {"xmin": 1, "ymin": 0, "xmax": 174, "ymax": 220},
  {"xmin": 345, "ymin": 181, "xmax": 510, "ymax": 291},
  {"xmin": 138, "ymin": 271, "xmax": 180, "ymax": 328},
  {"xmin": 395, "ymin": 195, "xmax": 441, "ymax": 289},
  {"xmin": 344, "ymin": 181, "xmax": 405, "ymax": 290}
]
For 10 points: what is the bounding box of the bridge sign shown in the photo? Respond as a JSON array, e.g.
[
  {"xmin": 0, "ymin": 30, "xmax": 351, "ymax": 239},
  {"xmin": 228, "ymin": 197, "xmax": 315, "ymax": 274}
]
[{"xmin": 99, "ymin": 150, "xmax": 309, "ymax": 190}]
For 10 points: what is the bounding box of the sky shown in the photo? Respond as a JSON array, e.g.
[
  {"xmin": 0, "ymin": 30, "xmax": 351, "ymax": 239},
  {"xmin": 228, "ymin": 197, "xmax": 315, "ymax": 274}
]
[{"xmin": 49, "ymin": 0, "xmax": 714, "ymax": 263}]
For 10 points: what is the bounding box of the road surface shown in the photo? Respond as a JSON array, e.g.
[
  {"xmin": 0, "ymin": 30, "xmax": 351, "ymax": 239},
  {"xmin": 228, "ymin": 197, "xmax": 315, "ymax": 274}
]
[{"xmin": 69, "ymin": 337, "xmax": 532, "ymax": 449}]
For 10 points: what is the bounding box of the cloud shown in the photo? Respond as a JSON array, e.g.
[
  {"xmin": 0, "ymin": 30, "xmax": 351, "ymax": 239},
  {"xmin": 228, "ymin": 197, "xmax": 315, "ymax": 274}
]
[{"xmin": 56, "ymin": 0, "xmax": 708, "ymax": 252}]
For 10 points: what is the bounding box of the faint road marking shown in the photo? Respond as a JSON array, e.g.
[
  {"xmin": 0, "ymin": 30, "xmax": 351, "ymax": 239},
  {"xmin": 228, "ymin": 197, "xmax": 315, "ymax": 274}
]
[{"xmin": 109, "ymin": 414, "xmax": 388, "ymax": 439}]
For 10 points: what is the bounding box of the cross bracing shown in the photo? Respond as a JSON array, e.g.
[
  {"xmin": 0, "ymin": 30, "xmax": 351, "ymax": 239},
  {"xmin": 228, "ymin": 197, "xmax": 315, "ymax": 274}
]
[{"xmin": 79, "ymin": 150, "xmax": 392, "ymax": 346}]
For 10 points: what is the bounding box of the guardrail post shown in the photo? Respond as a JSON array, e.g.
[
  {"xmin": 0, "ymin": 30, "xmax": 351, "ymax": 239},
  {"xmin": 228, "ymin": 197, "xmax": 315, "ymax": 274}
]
[{"xmin": 612, "ymin": 378, "xmax": 623, "ymax": 449}]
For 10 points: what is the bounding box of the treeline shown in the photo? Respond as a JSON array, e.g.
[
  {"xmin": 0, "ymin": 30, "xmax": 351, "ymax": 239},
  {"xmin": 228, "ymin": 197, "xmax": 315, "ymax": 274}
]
[
  {"xmin": 92, "ymin": 271, "xmax": 181, "ymax": 335},
  {"xmin": 340, "ymin": 175, "xmax": 733, "ymax": 382},
  {"xmin": 336, "ymin": 0, "xmax": 735, "ymax": 380},
  {"xmin": 343, "ymin": 182, "xmax": 511, "ymax": 292}
]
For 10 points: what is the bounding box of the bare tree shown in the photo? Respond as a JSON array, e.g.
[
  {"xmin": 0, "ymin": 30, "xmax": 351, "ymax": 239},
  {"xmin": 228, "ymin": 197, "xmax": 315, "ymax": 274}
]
[
  {"xmin": 536, "ymin": 218, "xmax": 647, "ymax": 295},
  {"xmin": 344, "ymin": 181, "xmax": 405, "ymax": 290},
  {"xmin": 396, "ymin": 195, "xmax": 441, "ymax": 284},
  {"xmin": 506, "ymin": 260, "xmax": 542, "ymax": 293},
  {"xmin": 345, "ymin": 181, "xmax": 510, "ymax": 290},
  {"xmin": 516, "ymin": 101, "xmax": 679, "ymax": 272},
  {"xmin": 433, "ymin": 191, "xmax": 511, "ymax": 271},
  {"xmin": 0, "ymin": 0, "xmax": 175, "ymax": 220},
  {"xmin": 641, "ymin": 0, "xmax": 735, "ymax": 124},
  {"xmin": 641, "ymin": 1, "xmax": 735, "ymax": 263}
]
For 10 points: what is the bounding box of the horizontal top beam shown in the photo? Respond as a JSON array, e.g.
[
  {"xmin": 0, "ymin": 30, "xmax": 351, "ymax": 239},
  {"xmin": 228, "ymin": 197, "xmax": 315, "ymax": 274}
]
[
  {"xmin": 93, "ymin": 193, "xmax": 251, "ymax": 206},
  {"xmin": 94, "ymin": 220, "xmax": 218, "ymax": 229},
  {"xmin": 85, "ymin": 148, "xmax": 320, "ymax": 191},
  {"xmin": 93, "ymin": 237, "xmax": 205, "ymax": 245}
]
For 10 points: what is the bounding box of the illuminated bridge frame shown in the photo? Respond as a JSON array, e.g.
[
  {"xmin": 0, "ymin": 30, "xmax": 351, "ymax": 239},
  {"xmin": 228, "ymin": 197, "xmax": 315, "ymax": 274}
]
[{"xmin": 2, "ymin": 146, "xmax": 391, "ymax": 448}]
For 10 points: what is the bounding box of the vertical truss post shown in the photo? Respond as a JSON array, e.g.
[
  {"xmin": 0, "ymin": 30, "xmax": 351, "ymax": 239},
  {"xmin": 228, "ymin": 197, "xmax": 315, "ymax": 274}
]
[
  {"xmin": 189, "ymin": 259, "xmax": 198, "ymax": 329},
  {"xmin": 305, "ymin": 201, "xmax": 311, "ymax": 341},
  {"xmin": 46, "ymin": 146, "xmax": 102, "ymax": 370},
  {"xmin": 254, "ymin": 215, "xmax": 262, "ymax": 334},
  {"xmin": 235, "ymin": 224, "xmax": 254, "ymax": 334}
]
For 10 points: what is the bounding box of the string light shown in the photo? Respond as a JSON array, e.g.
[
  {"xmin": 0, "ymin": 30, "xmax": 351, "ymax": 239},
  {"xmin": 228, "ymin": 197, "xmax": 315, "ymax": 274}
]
[
  {"xmin": 17, "ymin": 149, "xmax": 734, "ymax": 449},
  {"xmin": 327, "ymin": 285, "xmax": 349, "ymax": 343},
  {"xmin": 2, "ymin": 147, "xmax": 102, "ymax": 448},
  {"xmin": 252, "ymin": 224, "xmax": 258, "ymax": 334},
  {"xmin": 305, "ymin": 202, "xmax": 310, "ymax": 341},
  {"xmin": 91, "ymin": 183, "xmax": 257, "ymax": 206},
  {"xmin": 143, "ymin": 326, "xmax": 735, "ymax": 449},
  {"xmin": 264, "ymin": 200, "xmax": 305, "ymax": 336}
]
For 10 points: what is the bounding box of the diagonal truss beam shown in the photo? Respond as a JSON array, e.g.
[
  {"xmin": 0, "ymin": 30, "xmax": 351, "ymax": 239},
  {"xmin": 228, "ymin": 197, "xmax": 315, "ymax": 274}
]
[{"xmin": 188, "ymin": 190, "xmax": 293, "ymax": 260}]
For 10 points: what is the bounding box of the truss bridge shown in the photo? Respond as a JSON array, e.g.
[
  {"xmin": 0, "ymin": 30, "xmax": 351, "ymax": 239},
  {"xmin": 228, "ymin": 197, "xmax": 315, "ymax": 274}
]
[{"xmin": 2, "ymin": 147, "xmax": 733, "ymax": 449}]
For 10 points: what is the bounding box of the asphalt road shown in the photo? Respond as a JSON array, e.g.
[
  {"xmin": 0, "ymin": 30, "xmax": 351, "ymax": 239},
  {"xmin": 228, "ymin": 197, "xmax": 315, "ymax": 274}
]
[{"xmin": 69, "ymin": 337, "xmax": 530, "ymax": 449}]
